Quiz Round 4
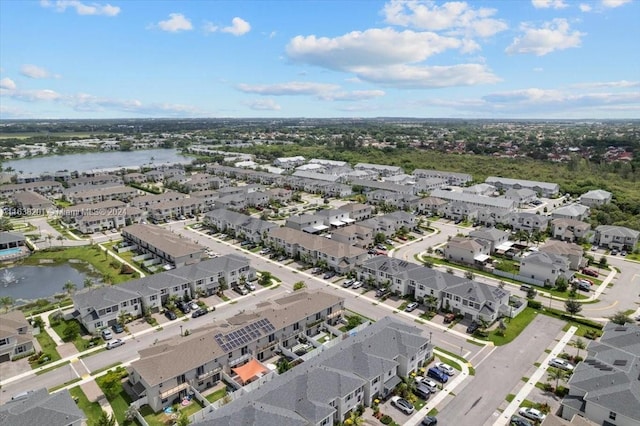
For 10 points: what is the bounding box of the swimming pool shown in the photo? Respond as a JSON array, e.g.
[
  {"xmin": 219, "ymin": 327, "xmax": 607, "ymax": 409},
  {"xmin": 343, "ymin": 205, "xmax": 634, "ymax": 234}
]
[{"xmin": 0, "ymin": 247, "xmax": 22, "ymax": 256}]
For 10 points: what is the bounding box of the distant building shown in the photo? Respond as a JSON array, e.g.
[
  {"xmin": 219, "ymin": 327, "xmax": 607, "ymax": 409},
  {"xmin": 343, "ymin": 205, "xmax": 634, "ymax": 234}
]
[
  {"xmin": 594, "ymin": 225, "xmax": 640, "ymax": 251},
  {"xmin": 485, "ymin": 176, "xmax": 560, "ymax": 198},
  {"xmin": 0, "ymin": 310, "xmax": 35, "ymax": 362},
  {"xmin": 579, "ymin": 189, "xmax": 612, "ymax": 207}
]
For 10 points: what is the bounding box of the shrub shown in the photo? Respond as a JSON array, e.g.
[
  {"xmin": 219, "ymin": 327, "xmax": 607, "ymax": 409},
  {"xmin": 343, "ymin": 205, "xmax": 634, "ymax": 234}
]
[
  {"xmin": 380, "ymin": 415, "xmax": 393, "ymax": 425},
  {"xmin": 527, "ymin": 300, "xmax": 542, "ymax": 309}
]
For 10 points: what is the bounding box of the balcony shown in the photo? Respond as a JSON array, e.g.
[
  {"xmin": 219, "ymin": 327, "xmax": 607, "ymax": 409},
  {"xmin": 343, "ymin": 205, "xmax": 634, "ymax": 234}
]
[
  {"xmin": 159, "ymin": 382, "xmax": 189, "ymax": 399},
  {"xmin": 197, "ymin": 367, "xmax": 221, "ymax": 381}
]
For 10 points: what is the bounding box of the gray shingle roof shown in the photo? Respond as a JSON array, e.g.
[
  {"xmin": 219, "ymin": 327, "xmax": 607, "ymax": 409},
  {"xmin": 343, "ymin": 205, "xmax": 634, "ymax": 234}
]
[{"xmin": 0, "ymin": 388, "xmax": 85, "ymax": 426}]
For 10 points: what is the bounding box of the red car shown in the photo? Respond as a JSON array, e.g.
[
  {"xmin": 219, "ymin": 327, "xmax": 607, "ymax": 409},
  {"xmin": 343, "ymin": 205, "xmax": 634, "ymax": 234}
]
[{"xmin": 582, "ymin": 268, "xmax": 598, "ymax": 277}]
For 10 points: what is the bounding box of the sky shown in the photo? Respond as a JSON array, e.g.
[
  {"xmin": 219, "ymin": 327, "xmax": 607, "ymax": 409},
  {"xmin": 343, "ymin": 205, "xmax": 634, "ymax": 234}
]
[{"xmin": 0, "ymin": 0, "xmax": 638, "ymax": 120}]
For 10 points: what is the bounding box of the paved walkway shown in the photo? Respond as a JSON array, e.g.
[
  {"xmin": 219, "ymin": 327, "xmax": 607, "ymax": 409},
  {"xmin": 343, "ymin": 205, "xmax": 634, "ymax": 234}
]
[
  {"xmin": 493, "ymin": 325, "xmax": 578, "ymax": 426},
  {"xmin": 97, "ymin": 242, "xmax": 146, "ymax": 278}
]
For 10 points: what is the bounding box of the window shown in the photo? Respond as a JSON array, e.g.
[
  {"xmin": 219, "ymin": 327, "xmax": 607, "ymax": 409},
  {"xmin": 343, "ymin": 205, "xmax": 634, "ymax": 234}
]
[
  {"xmin": 609, "ymin": 412, "xmax": 617, "ymax": 421},
  {"xmin": 0, "ymin": 338, "xmax": 8, "ymax": 346},
  {"xmin": 293, "ymin": 322, "xmax": 299, "ymax": 331},
  {"xmin": 268, "ymin": 333, "xmax": 275, "ymax": 343}
]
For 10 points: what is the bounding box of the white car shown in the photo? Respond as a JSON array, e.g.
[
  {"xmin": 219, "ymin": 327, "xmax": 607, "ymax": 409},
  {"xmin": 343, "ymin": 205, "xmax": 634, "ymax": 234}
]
[
  {"xmin": 390, "ymin": 396, "xmax": 414, "ymax": 415},
  {"xmin": 435, "ymin": 362, "xmax": 455, "ymax": 376},
  {"xmin": 420, "ymin": 378, "xmax": 439, "ymax": 392},
  {"xmin": 106, "ymin": 338, "xmax": 124, "ymax": 350},
  {"xmin": 519, "ymin": 407, "xmax": 546, "ymax": 423},
  {"xmin": 351, "ymin": 281, "xmax": 363, "ymax": 289},
  {"xmin": 549, "ymin": 357, "xmax": 574, "ymax": 371},
  {"xmin": 189, "ymin": 301, "xmax": 199, "ymax": 311}
]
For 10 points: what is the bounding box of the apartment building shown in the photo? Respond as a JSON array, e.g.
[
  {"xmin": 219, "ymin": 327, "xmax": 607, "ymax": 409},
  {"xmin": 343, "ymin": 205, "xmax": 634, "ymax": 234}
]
[
  {"xmin": 594, "ymin": 225, "xmax": 640, "ymax": 251},
  {"xmin": 121, "ymin": 223, "xmax": 205, "ymax": 268},
  {"xmin": 551, "ymin": 218, "xmax": 592, "ymax": 243},
  {"xmin": 11, "ymin": 190, "xmax": 54, "ymax": 211},
  {"xmin": 0, "ymin": 310, "xmax": 35, "ymax": 362},
  {"xmin": 64, "ymin": 185, "xmax": 139, "ymax": 204},
  {"xmin": 331, "ymin": 225, "xmax": 373, "ymax": 248},
  {"xmin": 412, "ymin": 169, "xmax": 472, "ymax": 186},
  {"xmin": 203, "ymin": 209, "xmax": 277, "ymax": 243},
  {"xmin": 485, "ymin": 177, "xmax": 560, "ymax": 198},
  {"xmin": 444, "ymin": 236, "xmax": 491, "ymax": 266},
  {"xmin": 194, "ymin": 317, "xmax": 433, "ymax": 426},
  {"xmin": 126, "ymin": 291, "xmax": 344, "ymax": 412},
  {"xmin": 519, "ymin": 252, "xmax": 573, "ymax": 286},
  {"xmin": 0, "ymin": 180, "xmax": 63, "ymax": 197},
  {"xmin": 337, "ymin": 203, "xmax": 373, "ymax": 222},
  {"xmin": 579, "ymin": 189, "xmax": 612, "ymax": 207},
  {"xmin": 431, "ymin": 189, "xmax": 516, "ymax": 212}
]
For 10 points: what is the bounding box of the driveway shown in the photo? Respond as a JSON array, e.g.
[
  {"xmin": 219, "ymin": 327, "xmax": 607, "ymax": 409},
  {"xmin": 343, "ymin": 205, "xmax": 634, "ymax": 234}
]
[{"xmin": 436, "ymin": 314, "xmax": 564, "ymax": 426}]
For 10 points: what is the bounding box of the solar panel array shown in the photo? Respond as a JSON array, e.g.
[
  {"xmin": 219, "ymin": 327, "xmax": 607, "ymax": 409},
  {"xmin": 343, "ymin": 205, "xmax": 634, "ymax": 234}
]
[{"xmin": 214, "ymin": 318, "xmax": 277, "ymax": 353}]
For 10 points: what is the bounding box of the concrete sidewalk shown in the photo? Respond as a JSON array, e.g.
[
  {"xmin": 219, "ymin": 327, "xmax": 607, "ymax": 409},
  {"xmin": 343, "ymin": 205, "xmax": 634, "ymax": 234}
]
[{"xmin": 493, "ymin": 325, "xmax": 577, "ymax": 426}]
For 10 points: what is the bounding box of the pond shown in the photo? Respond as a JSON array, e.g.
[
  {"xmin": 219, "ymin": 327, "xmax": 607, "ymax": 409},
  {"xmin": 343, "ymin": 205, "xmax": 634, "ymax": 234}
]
[
  {"xmin": 0, "ymin": 264, "xmax": 98, "ymax": 304},
  {"xmin": 3, "ymin": 148, "xmax": 191, "ymax": 175}
]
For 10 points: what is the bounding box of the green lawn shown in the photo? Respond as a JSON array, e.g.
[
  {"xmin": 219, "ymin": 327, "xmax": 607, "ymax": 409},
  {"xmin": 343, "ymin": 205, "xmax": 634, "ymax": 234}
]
[
  {"xmin": 49, "ymin": 316, "xmax": 99, "ymax": 351},
  {"xmin": 69, "ymin": 386, "xmax": 103, "ymax": 424},
  {"xmin": 205, "ymin": 388, "xmax": 227, "ymax": 403},
  {"xmin": 484, "ymin": 307, "xmax": 539, "ymax": 346},
  {"xmin": 22, "ymin": 245, "xmax": 134, "ymax": 284},
  {"xmin": 32, "ymin": 331, "xmax": 61, "ymax": 368},
  {"xmin": 141, "ymin": 399, "xmax": 205, "ymax": 425},
  {"xmin": 108, "ymin": 389, "xmax": 134, "ymax": 426}
]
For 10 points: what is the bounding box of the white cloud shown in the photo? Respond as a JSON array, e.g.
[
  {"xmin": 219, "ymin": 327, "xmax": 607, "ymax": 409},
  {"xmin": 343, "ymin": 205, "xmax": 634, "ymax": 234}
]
[
  {"xmin": 203, "ymin": 22, "xmax": 218, "ymax": 34},
  {"xmin": 245, "ymin": 99, "xmax": 281, "ymax": 111},
  {"xmin": 570, "ymin": 80, "xmax": 640, "ymax": 89},
  {"xmin": 0, "ymin": 78, "xmax": 17, "ymax": 90},
  {"xmin": 531, "ymin": 0, "xmax": 567, "ymax": 9},
  {"xmin": 236, "ymin": 81, "xmax": 340, "ymax": 96},
  {"xmin": 601, "ymin": 0, "xmax": 632, "ymax": 8},
  {"xmin": 40, "ymin": 0, "xmax": 120, "ymax": 16},
  {"xmin": 1, "ymin": 88, "xmax": 62, "ymax": 102},
  {"xmin": 20, "ymin": 64, "xmax": 55, "ymax": 79},
  {"xmin": 222, "ymin": 17, "xmax": 251, "ymax": 36},
  {"xmin": 533, "ymin": 67, "xmax": 544, "ymax": 72},
  {"xmin": 352, "ymin": 63, "xmax": 500, "ymax": 88},
  {"xmin": 382, "ymin": 0, "xmax": 508, "ymax": 37},
  {"xmin": 579, "ymin": 3, "xmax": 592, "ymax": 11},
  {"xmin": 287, "ymin": 28, "xmax": 469, "ymax": 71},
  {"xmin": 156, "ymin": 13, "xmax": 193, "ymax": 33},
  {"xmin": 505, "ymin": 19, "xmax": 585, "ymax": 56},
  {"xmin": 318, "ymin": 90, "xmax": 386, "ymax": 101}
]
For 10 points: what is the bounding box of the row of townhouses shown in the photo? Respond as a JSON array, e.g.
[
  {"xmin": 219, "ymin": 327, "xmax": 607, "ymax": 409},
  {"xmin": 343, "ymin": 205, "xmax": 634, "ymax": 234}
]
[
  {"xmin": 194, "ymin": 316, "xmax": 433, "ymax": 426},
  {"xmin": 126, "ymin": 291, "xmax": 345, "ymax": 412},
  {"xmin": 71, "ymin": 254, "xmax": 254, "ymax": 333}
]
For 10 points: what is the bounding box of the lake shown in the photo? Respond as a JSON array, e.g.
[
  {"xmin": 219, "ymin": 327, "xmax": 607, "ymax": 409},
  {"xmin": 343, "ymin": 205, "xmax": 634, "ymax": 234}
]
[
  {"xmin": 3, "ymin": 148, "xmax": 191, "ymax": 175},
  {"xmin": 0, "ymin": 264, "xmax": 96, "ymax": 304}
]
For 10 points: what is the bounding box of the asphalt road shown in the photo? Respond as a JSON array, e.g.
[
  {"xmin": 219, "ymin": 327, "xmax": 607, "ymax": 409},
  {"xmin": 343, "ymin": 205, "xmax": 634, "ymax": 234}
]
[{"xmin": 436, "ymin": 314, "xmax": 564, "ymax": 426}]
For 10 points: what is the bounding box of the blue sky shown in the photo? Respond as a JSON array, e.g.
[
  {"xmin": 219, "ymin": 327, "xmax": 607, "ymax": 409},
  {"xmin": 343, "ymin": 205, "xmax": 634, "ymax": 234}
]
[{"xmin": 1, "ymin": 0, "xmax": 638, "ymax": 119}]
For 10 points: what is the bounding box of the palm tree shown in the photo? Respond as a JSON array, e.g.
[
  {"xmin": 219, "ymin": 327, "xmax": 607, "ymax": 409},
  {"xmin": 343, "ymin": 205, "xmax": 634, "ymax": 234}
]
[
  {"xmin": 0, "ymin": 296, "xmax": 14, "ymax": 313},
  {"xmin": 547, "ymin": 367, "xmax": 568, "ymax": 391},
  {"xmin": 56, "ymin": 235, "xmax": 64, "ymax": 246},
  {"xmin": 83, "ymin": 277, "xmax": 94, "ymax": 289},
  {"xmin": 46, "ymin": 234, "xmax": 53, "ymax": 247},
  {"xmin": 93, "ymin": 410, "xmax": 116, "ymax": 426},
  {"xmin": 63, "ymin": 281, "xmax": 77, "ymax": 298}
]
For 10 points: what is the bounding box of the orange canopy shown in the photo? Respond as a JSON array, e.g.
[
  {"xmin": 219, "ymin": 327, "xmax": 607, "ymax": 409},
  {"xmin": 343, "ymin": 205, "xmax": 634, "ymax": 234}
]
[{"xmin": 232, "ymin": 359, "xmax": 268, "ymax": 384}]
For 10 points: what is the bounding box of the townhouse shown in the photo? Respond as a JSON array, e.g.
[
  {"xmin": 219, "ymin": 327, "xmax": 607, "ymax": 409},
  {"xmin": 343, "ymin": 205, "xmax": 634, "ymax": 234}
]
[
  {"xmin": 121, "ymin": 223, "xmax": 205, "ymax": 268},
  {"xmin": 195, "ymin": 317, "xmax": 432, "ymax": 426},
  {"xmin": 203, "ymin": 209, "xmax": 277, "ymax": 243},
  {"xmin": 354, "ymin": 163, "xmax": 404, "ymax": 177},
  {"xmin": 11, "ymin": 190, "xmax": 54, "ymax": 212},
  {"xmin": 0, "ymin": 388, "xmax": 85, "ymax": 426},
  {"xmin": 412, "ymin": 169, "xmax": 472, "ymax": 186},
  {"xmin": 439, "ymin": 201, "xmax": 479, "ymax": 222},
  {"xmin": 579, "ymin": 189, "xmax": 612, "ymax": 207},
  {"xmin": 358, "ymin": 257, "xmax": 512, "ymax": 323},
  {"xmin": 518, "ymin": 252, "xmax": 573, "ymax": 286},
  {"xmin": 129, "ymin": 192, "xmax": 188, "ymax": 209},
  {"xmin": 348, "ymin": 178, "xmax": 413, "ymax": 195},
  {"xmin": 75, "ymin": 207, "xmax": 145, "ymax": 234},
  {"xmin": 504, "ymin": 188, "xmax": 537, "ymax": 207},
  {"xmin": 416, "ymin": 196, "xmax": 448, "ymax": 215},
  {"xmin": 285, "ymin": 213, "xmax": 329, "ymax": 233},
  {"xmin": 413, "ymin": 177, "xmax": 449, "ymax": 195},
  {"xmin": 463, "ymin": 183, "xmax": 497, "ymax": 197},
  {"xmin": 468, "ymin": 227, "xmax": 510, "ymax": 253},
  {"xmin": 337, "ymin": 202, "xmax": 373, "ymax": 222},
  {"xmin": 560, "ymin": 323, "xmax": 640, "ymax": 426},
  {"xmin": 64, "ymin": 185, "xmax": 139, "ymax": 204},
  {"xmin": 331, "ymin": 224, "xmax": 373, "ymax": 248},
  {"xmin": 314, "ymin": 209, "xmax": 354, "ymax": 229},
  {"xmin": 503, "ymin": 212, "xmax": 550, "ymax": 233},
  {"xmin": 265, "ymin": 187, "xmax": 292, "ymax": 204},
  {"xmin": 485, "ymin": 176, "xmax": 560, "ymax": 198},
  {"xmin": 551, "ymin": 204, "xmax": 590, "ymax": 222},
  {"xmin": 430, "ymin": 189, "xmax": 516, "ymax": 212},
  {"xmin": 72, "ymin": 254, "xmax": 253, "ymax": 332},
  {"xmin": 551, "ymin": 218, "xmax": 592, "ymax": 243},
  {"xmin": 0, "ymin": 310, "xmax": 35, "ymax": 362},
  {"xmin": 148, "ymin": 198, "xmax": 204, "ymax": 223},
  {"xmin": 359, "ymin": 212, "xmax": 414, "ymax": 237},
  {"xmin": 0, "ymin": 180, "xmax": 63, "ymax": 197},
  {"xmin": 444, "ymin": 236, "xmax": 491, "ymax": 266},
  {"xmin": 267, "ymin": 227, "xmax": 368, "ymax": 273},
  {"xmin": 123, "ymin": 172, "xmax": 148, "ymax": 184},
  {"xmin": 274, "ymin": 156, "xmax": 306, "ymax": 169},
  {"xmin": 594, "ymin": 225, "xmax": 640, "ymax": 251},
  {"xmin": 67, "ymin": 174, "xmax": 122, "ymax": 187},
  {"xmin": 292, "ymin": 170, "xmax": 342, "ymax": 184},
  {"xmin": 126, "ymin": 291, "xmax": 345, "ymax": 412},
  {"xmin": 540, "ymin": 240, "xmax": 585, "ymax": 271}
]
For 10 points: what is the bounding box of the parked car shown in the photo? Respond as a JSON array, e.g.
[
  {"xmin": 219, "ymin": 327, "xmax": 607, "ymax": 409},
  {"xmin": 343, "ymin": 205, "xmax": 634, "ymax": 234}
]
[
  {"xmin": 106, "ymin": 338, "xmax": 124, "ymax": 350},
  {"xmin": 420, "ymin": 378, "xmax": 439, "ymax": 393},
  {"xmin": 577, "ymin": 281, "xmax": 591, "ymax": 292},
  {"xmin": 164, "ymin": 310, "xmax": 177, "ymax": 320},
  {"xmin": 245, "ymin": 282, "xmax": 256, "ymax": 291},
  {"xmin": 311, "ymin": 267, "xmax": 323, "ymax": 275},
  {"xmin": 510, "ymin": 415, "xmax": 533, "ymax": 426},
  {"xmin": 421, "ymin": 416, "xmax": 438, "ymax": 426},
  {"xmin": 611, "ymin": 248, "xmax": 619, "ymax": 255},
  {"xmin": 405, "ymin": 302, "xmax": 419, "ymax": 312},
  {"xmin": 435, "ymin": 362, "xmax": 456, "ymax": 376},
  {"xmin": 375, "ymin": 288, "xmax": 390, "ymax": 298},
  {"xmin": 518, "ymin": 408, "xmax": 546, "ymax": 423},
  {"xmin": 351, "ymin": 281, "xmax": 363, "ymax": 289},
  {"xmin": 233, "ymin": 286, "xmax": 249, "ymax": 295},
  {"xmin": 621, "ymin": 250, "xmax": 627, "ymax": 256},
  {"xmin": 427, "ymin": 367, "xmax": 448, "ymax": 383},
  {"xmin": 582, "ymin": 268, "xmax": 598, "ymax": 277},
  {"xmin": 390, "ymin": 396, "xmax": 414, "ymax": 415},
  {"xmin": 192, "ymin": 308, "xmax": 208, "ymax": 318},
  {"xmin": 323, "ymin": 271, "xmax": 336, "ymax": 280},
  {"xmin": 415, "ymin": 382, "xmax": 432, "ymax": 399},
  {"xmin": 176, "ymin": 301, "xmax": 191, "ymax": 314},
  {"xmin": 466, "ymin": 321, "xmax": 480, "ymax": 334},
  {"xmin": 443, "ymin": 313, "xmax": 455, "ymax": 324},
  {"xmin": 259, "ymin": 248, "xmax": 271, "ymax": 255},
  {"xmin": 112, "ymin": 323, "xmax": 124, "ymax": 334},
  {"xmin": 342, "ymin": 279, "xmax": 355, "ymax": 288},
  {"xmin": 189, "ymin": 301, "xmax": 200, "ymax": 311},
  {"xmin": 101, "ymin": 329, "xmax": 113, "ymax": 341},
  {"xmin": 549, "ymin": 357, "xmax": 574, "ymax": 371}
]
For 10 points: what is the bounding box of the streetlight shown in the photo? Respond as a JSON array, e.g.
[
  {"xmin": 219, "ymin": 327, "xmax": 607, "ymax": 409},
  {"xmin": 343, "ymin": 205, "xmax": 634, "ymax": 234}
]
[
  {"xmin": 180, "ymin": 325, "xmax": 183, "ymax": 337},
  {"xmin": 429, "ymin": 331, "xmax": 432, "ymax": 344}
]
